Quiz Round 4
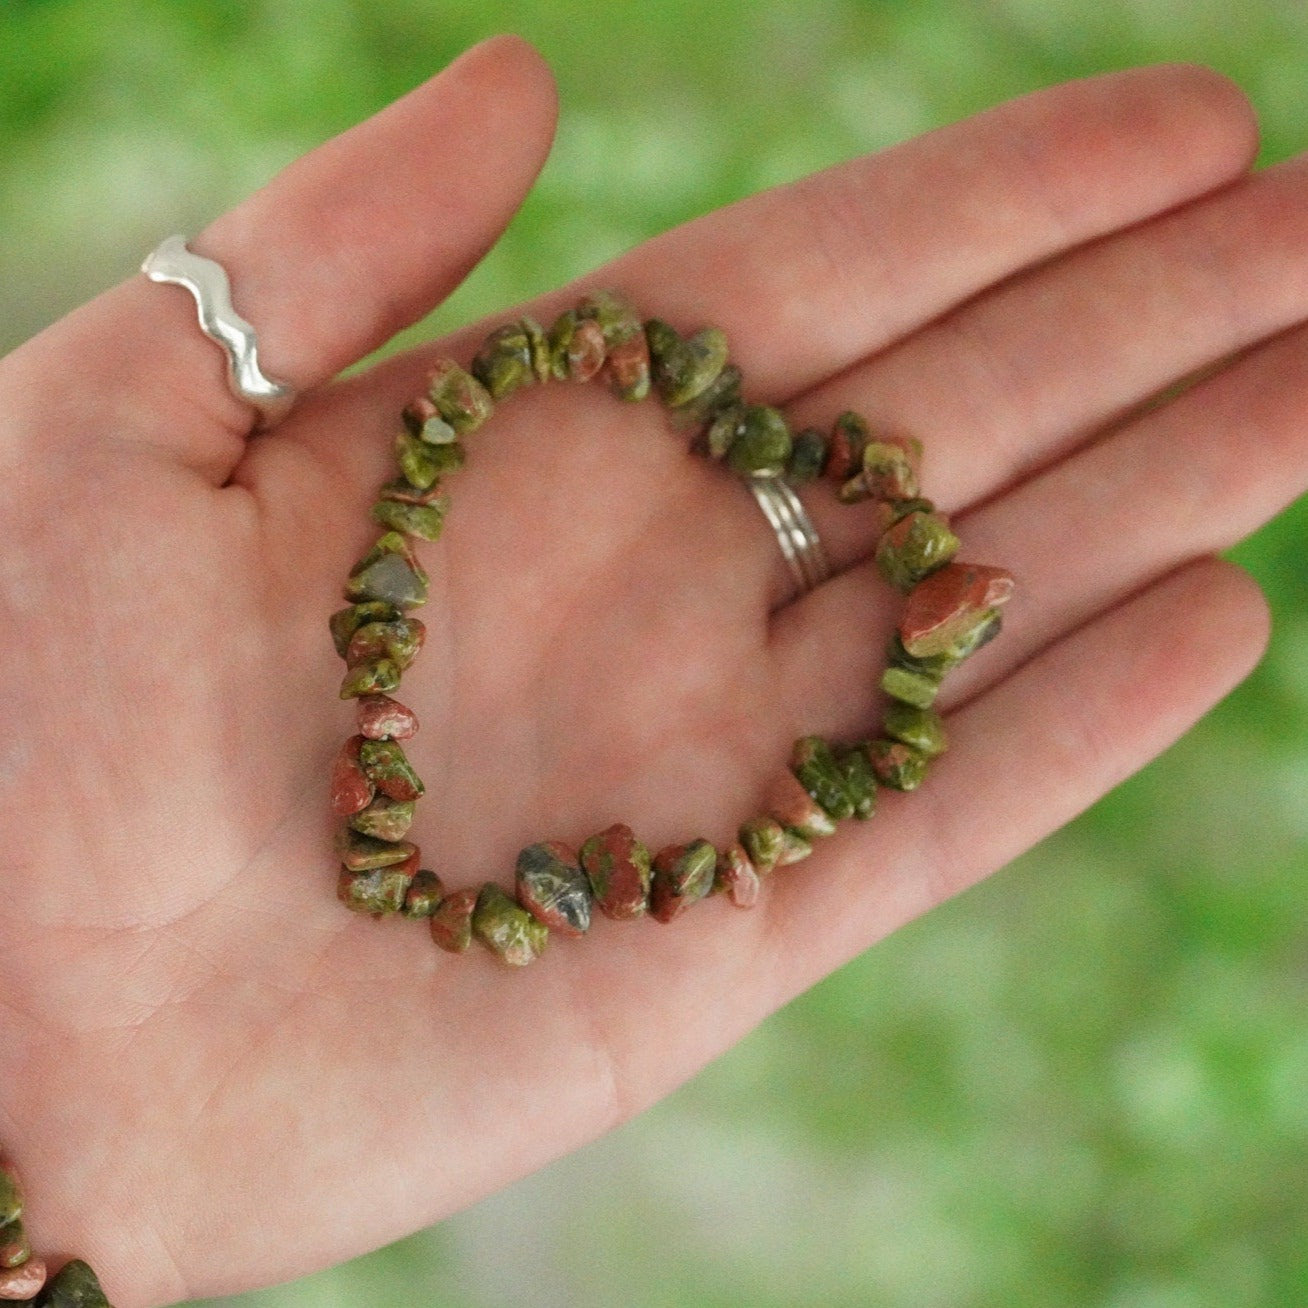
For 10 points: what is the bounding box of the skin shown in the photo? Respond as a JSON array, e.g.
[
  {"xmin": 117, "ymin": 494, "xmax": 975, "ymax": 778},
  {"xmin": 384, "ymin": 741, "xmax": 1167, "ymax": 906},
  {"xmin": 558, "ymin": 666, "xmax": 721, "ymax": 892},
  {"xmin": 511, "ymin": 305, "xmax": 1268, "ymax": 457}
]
[{"xmin": 0, "ymin": 34, "xmax": 1300, "ymax": 1307}]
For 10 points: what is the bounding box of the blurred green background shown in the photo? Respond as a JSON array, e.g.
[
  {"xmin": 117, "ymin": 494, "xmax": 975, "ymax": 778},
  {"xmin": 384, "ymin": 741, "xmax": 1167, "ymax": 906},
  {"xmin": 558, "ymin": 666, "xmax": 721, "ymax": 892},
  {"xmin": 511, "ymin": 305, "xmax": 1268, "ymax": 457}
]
[{"xmin": 3, "ymin": 1, "xmax": 1306, "ymax": 1305}]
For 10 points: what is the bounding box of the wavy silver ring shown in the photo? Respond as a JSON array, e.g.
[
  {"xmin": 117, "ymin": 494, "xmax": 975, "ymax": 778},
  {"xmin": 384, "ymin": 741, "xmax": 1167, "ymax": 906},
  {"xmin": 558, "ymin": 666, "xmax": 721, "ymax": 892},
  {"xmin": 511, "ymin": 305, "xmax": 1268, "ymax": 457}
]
[
  {"xmin": 141, "ymin": 234, "xmax": 296, "ymax": 430},
  {"xmin": 748, "ymin": 475, "xmax": 831, "ymax": 600}
]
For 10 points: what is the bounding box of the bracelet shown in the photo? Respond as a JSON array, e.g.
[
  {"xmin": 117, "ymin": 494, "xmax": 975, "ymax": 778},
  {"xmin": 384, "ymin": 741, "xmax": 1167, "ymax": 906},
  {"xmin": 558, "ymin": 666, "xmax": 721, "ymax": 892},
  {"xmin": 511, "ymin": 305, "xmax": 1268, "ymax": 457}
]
[
  {"xmin": 0, "ymin": 1158, "xmax": 110, "ymax": 1303},
  {"xmin": 329, "ymin": 291, "xmax": 1014, "ymax": 964}
]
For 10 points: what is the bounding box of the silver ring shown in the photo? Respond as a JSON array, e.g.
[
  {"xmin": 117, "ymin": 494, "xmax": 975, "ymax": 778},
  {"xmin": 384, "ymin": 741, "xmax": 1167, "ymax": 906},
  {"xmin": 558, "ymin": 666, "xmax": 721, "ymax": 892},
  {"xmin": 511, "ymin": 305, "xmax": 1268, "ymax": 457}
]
[
  {"xmin": 748, "ymin": 475, "xmax": 831, "ymax": 600},
  {"xmin": 141, "ymin": 234, "xmax": 296, "ymax": 430}
]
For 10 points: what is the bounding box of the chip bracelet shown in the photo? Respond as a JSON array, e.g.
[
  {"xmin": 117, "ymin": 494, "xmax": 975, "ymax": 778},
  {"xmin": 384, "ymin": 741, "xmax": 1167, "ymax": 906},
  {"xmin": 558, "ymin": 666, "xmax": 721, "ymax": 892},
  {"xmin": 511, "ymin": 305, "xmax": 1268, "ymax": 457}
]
[
  {"xmin": 0, "ymin": 1156, "xmax": 112, "ymax": 1303},
  {"xmin": 329, "ymin": 290, "xmax": 1015, "ymax": 965}
]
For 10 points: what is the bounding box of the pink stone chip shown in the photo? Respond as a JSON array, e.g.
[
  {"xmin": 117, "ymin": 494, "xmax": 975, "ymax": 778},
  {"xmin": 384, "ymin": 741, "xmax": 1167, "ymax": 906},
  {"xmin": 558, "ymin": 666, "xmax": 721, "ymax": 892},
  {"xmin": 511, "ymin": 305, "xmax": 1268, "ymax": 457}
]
[
  {"xmin": 330, "ymin": 735, "xmax": 374, "ymax": 816},
  {"xmin": 357, "ymin": 694, "xmax": 420, "ymax": 741},
  {"xmin": 0, "ymin": 1255, "xmax": 45, "ymax": 1300},
  {"xmin": 579, "ymin": 823, "xmax": 651, "ymax": 920},
  {"xmin": 567, "ymin": 318, "xmax": 607, "ymax": 382},
  {"xmin": 764, "ymin": 771, "xmax": 837, "ymax": 840},
  {"xmin": 430, "ymin": 886, "xmax": 478, "ymax": 953},
  {"xmin": 899, "ymin": 562, "xmax": 1015, "ymax": 658},
  {"xmin": 604, "ymin": 331, "xmax": 650, "ymax": 395},
  {"xmin": 715, "ymin": 843, "xmax": 760, "ymax": 909}
]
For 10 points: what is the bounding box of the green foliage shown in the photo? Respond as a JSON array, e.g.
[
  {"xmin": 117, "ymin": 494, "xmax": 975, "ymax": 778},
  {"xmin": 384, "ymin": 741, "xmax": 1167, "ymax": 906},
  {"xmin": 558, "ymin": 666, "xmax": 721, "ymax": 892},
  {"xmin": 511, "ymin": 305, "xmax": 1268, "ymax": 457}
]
[{"xmin": 2, "ymin": 3, "xmax": 1305, "ymax": 1305}]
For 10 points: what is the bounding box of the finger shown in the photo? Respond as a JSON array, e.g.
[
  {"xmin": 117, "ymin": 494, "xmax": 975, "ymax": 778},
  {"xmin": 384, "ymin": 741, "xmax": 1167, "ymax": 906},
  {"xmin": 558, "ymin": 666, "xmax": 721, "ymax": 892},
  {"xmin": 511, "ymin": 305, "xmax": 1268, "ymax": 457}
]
[
  {"xmin": 770, "ymin": 152, "xmax": 1308, "ymax": 598},
  {"xmin": 589, "ymin": 63, "xmax": 1256, "ymax": 404},
  {"xmin": 0, "ymin": 35, "xmax": 558, "ymax": 483},
  {"xmin": 770, "ymin": 312, "xmax": 1308, "ymax": 727},
  {"xmin": 765, "ymin": 557, "xmax": 1269, "ymax": 1001}
]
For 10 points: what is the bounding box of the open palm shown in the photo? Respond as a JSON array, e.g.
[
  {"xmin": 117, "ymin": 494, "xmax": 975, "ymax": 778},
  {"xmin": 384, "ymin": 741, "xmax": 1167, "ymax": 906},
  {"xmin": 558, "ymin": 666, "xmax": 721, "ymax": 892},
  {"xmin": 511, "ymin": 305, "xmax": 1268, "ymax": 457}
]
[{"xmin": 0, "ymin": 37, "xmax": 1300, "ymax": 1308}]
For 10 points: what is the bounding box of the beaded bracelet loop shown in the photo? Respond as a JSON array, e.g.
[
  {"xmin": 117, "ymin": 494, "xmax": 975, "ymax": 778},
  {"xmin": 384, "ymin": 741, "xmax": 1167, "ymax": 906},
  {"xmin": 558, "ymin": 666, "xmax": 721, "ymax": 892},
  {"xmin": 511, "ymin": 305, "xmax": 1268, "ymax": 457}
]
[
  {"xmin": 329, "ymin": 291, "xmax": 1015, "ymax": 966},
  {"xmin": 0, "ymin": 1158, "xmax": 111, "ymax": 1303}
]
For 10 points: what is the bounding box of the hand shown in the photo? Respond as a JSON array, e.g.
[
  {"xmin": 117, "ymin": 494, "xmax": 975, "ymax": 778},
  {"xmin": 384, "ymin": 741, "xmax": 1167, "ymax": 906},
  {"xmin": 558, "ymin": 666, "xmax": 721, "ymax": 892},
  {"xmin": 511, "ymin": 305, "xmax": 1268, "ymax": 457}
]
[{"xmin": 0, "ymin": 36, "xmax": 1294, "ymax": 1307}]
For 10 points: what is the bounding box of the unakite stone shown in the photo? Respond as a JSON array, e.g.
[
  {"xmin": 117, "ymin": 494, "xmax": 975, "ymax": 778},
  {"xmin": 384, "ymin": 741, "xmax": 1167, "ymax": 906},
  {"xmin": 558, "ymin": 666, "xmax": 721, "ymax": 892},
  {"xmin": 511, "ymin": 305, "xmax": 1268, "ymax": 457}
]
[
  {"xmin": 346, "ymin": 618, "xmax": 425, "ymax": 671},
  {"xmin": 39, "ymin": 1257, "xmax": 111, "ymax": 1307},
  {"xmin": 649, "ymin": 839, "xmax": 717, "ymax": 922},
  {"xmin": 739, "ymin": 816, "xmax": 786, "ymax": 872},
  {"xmin": 579, "ymin": 290, "xmax": 650, "ymax": 401},
  {"xmin": 394, "ymin": 430, "xmax": 446, "ymax": 490},
  {"xmin": 473, "ymin": 883, "xmax": 548, "ymax": 966},
  {"xmin": 430, "ymin": 886, "xmax": 478, "ymax": 953},
  {"xmin": 472, "ymin": 322, "xmax": 535, "ymax": 400},
  {"xmin": 880, "ymin": 665, "xmax": 941, "ymax": 710},
  {"xmin": 403, "ymin": 396, "xmax": 459, "ymax": 445},
  {"xmin": 336, "ymin": 829, "xmax": 417, "ymax": 871},
  {"xmin": 884, "ymin": 703, "xmax": 947, "ymax": 758},
  {"xmin": 344, "ymin": 534, "xmax": 429, "ymax": 610},
  {"xmin": 546, "ymin": 310, "xmax": 576, "ymax": 379},
  {"xmin": 862, "ymin": 434, "xmax": 923, "ymax": 500},
  {"xmin": 548, "ymin": 311, "xmax": 607, "ymax": 382},
  {"xmin": 835, "ymin": 744, "xmax": 878, "ymax": 820},
  {"xmin": 825, "ymin": 411, "xmax": 872, "ymax": 481},
  {"xmin": 647, "ymin": 322, "xmax": 729, "ymax": 407},
  {"xmin": 790, "ymin": 736, "xmax": 855, "ymax": 821},
  {"xmin": 403, "ymin": 870, "xmax": 445, "ymax": 918},
  {"xmin": 329, "ymin": 601, "xmax": 401, "ymax": 658},
  {"xmin": 379, "ymin": 481, "xmax": 455, "ymax": 520},
  {"xmin": 776, "ymin": 828, "xmax": 813, "ymax": 865},
  {"xmin": 867, "ymin": 739, "xmax": 930, "ymax": 791},
  {"xmin": 524, "ymin": 316, "xmax": 551, "ymax": 382},
  {"xmin": 426, "ymin": 358, "xmax": 494, "ymax": 435},
  {"xmin": 337, "ymin": 865, "xmax": 411, "ymax": 915},
  {"xmin": 887, "ymin": 632, "xmax": 960, "ymax": 680},
  {"xmin": 948, "ymin": 608, "xmax": 1004, "ymax": 661},
  {"xmin": 515, "ymin": 841, "xmax": 592, "ymax": 936},
  {"xmin": 358, "ymin": 738, "xmax": 424, "ymax": 800},
  {"xmin": 787, "ymin": 427, "xmax": 828, "ymax": 483},
  {"xmin": 725, "ymin": 405, "xmax": 792, "ymax": 475},
  {"xmin": 881, "ymin": 631, "xmax": 958, "ymax": 708},
  {"xmin": 371, "ymin": 497, "xmax": 449, "ymax": 541},
  {"xmin": 643, "ymin": 318, "xmax": 680, "ymax": 374},
  {"xmin": 673, "ymin": 362, "xmax": 742, "ymax": 434},
  {"xmin": 875, "ymin": 510, "xmax": 960, "ymax": 593},
  {"xmin": 356, "ymin": 694, "xmax": 419, "ymax": 741},
  {"xmin": 705, "ymin": 405, "xmax": 745, "ymax": 460},
  {"xmin": 374, "ymin": 491, "xmax": 449, "ymax": 536},
  {"xmin": 0, "ymin": 1255, "xmax": 44, "ymax": 1300},
  {"xmin": 330, "ymin": 735, "xmax": 374, "ymax": 816},
  {"xmin": 900, "ymin": 564, "xmax": 1015, "ymax": 659},
  {"xmin": 338, "ymin": 656, "xmax": 400, "ymax": 701},
  {"xmin": 384, "ymin": 448, "xmax": 464, "ymax": 494},
  {"xmin": 579, "ymin": 823, "xmax": 652, "ymax": 919},
  {"xmin": 0, "ymin": 1216, "xmax": 28, "ymax": 1268},
  {"xmin": 713, "ymin": 843, "xmax": 760, "ymax": 909},
  {"xmin": 764, "ymin": 770, "xmax": 838, "ymax": 840},
  {"xmin": 0, "ymin": 1167, "xmax": 19, "ymax": 1227},
  {"xmin": 603, "ymin": 331, "xmax": 651, "ymax": 402},
  {"xmin": 578, "ymin": 289, "xmax": 641, "ymax": 343},
  {"xmin": 347, "ymin": 794, "xmax": 416, "ymax": 841}
]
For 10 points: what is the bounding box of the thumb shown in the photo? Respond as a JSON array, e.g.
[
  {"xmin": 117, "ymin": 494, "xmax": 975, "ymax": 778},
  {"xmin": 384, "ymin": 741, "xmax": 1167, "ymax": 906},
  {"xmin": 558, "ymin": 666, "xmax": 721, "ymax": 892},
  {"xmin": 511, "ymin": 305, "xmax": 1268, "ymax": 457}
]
[{"xmin": 0, "ymin": 34, "xmax": 557, "ymax": 483}]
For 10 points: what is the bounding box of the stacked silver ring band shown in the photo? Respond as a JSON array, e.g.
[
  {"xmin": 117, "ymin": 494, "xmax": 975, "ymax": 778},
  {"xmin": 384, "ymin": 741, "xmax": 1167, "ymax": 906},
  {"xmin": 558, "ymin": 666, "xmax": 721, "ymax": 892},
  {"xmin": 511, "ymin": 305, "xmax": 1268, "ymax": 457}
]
[{"xmin": 749, "ymin": 475, "xmax": 832, "ymax": 599}]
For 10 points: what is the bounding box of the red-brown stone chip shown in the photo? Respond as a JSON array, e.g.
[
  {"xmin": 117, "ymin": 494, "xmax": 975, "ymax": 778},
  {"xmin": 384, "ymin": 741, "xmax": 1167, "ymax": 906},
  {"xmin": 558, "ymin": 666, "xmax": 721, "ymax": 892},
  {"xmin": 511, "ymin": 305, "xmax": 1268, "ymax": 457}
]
[
  {"xmin": 356, "ymin": 694, "xmax": 419, "ymax": 741},
  {"xmin": 764, "ymin": 771, "xmax": 838, "ymax": 840},
  {"xmin": 430, "ymin": 887, "xmax": 478, "ymax": 953},
  {"xmin": 330, "ymin": 735, "xmax": 374, "ymax": 816},
  {"xmin": 579, "ymin": 823, "xmax": 652, "ymax": 919},
  {"xmin": 0, "ymin": 1254, "xmax": 45, "ymax": 1300},
  {"xmin": 899, "ymin": 562, "xmax": 1015, "ymax": 659},
  {"xmin": 714, "ymin": 843, "xmax": 761, "ymax": 909}
]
